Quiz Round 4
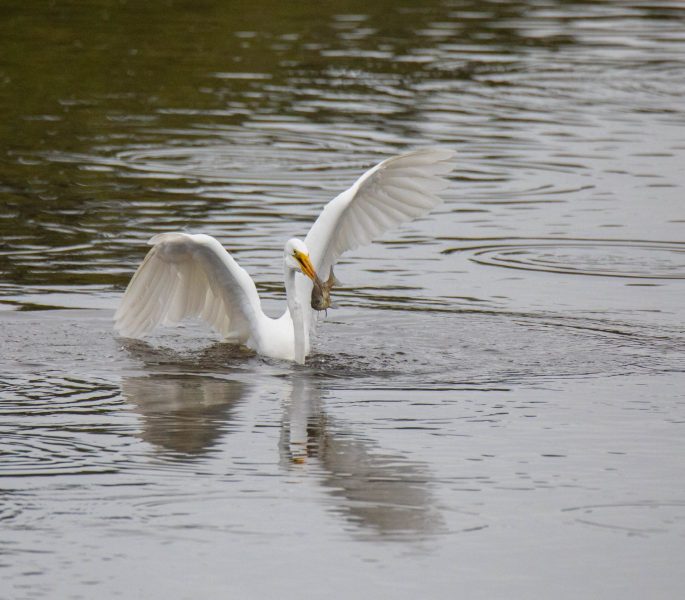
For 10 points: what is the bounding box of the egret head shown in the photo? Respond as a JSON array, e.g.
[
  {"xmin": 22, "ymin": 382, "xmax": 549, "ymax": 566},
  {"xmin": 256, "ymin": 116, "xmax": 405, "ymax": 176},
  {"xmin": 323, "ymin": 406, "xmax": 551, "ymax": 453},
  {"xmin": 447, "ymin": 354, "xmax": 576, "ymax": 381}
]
[{"xmin": 284, "ymin": 238, "xmax": 318, "ymax": 280}]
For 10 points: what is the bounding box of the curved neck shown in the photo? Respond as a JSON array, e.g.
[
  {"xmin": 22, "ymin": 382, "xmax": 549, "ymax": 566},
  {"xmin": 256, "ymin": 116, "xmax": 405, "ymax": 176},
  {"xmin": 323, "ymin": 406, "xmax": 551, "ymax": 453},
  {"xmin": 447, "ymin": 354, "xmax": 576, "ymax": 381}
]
[{"xmin": 284, "ymin": 267, "xmax": 306, "ymax": 364}]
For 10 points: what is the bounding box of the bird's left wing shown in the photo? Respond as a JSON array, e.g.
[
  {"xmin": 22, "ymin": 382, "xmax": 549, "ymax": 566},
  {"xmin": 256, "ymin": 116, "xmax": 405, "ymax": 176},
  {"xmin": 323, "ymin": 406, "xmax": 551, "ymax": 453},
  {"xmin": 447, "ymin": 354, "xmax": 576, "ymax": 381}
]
[
  {"xmin": 298, "ymin": 148, "xmax": 455, "ymax": 316},
  {"xmin": 114, "ymin": 233, "xmax": 264, "ymax": 343}
]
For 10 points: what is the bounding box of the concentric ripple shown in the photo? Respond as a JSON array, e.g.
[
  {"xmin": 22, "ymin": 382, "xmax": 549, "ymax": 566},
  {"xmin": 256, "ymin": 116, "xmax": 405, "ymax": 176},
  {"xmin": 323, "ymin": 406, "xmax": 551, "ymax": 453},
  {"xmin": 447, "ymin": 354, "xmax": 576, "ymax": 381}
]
[
  {"xmin": 0, "ymin": 374, "xmax": 122, "ymax": 416},
  {"xmin": 0, "ymin": 373, "xmax": 129, "ymax": 477},
  {"xmin": 109, "ymin": 124, "xmax": 384, "ymax": 188},
  {"xmin": 450, "ymin": 240, "xmax": 685, "ymax": 279},
  {"xmin": 564, "ymin": 501, "xmax": 685, "ymax": 537},
  {"xmin": 0, "ymin": 431, "xmax": 120, "ymax": 477}
]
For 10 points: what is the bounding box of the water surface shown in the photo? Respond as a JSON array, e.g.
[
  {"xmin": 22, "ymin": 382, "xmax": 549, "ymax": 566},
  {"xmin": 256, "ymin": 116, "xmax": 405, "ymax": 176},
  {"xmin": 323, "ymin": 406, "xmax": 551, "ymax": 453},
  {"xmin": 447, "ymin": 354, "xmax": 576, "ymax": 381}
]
[{"xmin": 1, "ymin": 1, "xmax": 685, "ymax": 598}]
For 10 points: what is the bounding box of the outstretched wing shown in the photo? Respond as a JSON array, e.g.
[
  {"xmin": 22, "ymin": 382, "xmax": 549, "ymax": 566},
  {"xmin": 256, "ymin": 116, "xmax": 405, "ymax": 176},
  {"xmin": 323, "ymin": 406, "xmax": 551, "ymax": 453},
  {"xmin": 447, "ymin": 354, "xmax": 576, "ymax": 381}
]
[
  {"xmin": 298, "ymin": 148, "xmax": 455, "ymax": 315},
  {"xmin": 114, "ymin": 232, "xmax": 264, "ymax": 342}
]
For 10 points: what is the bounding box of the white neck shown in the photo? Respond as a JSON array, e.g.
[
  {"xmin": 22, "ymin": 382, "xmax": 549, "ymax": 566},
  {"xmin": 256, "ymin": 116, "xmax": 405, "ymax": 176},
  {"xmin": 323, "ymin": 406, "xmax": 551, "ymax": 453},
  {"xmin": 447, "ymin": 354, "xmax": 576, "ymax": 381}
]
[{"xmin": 284, "ymin": 267, "xmax": 306, "ymax": 364}]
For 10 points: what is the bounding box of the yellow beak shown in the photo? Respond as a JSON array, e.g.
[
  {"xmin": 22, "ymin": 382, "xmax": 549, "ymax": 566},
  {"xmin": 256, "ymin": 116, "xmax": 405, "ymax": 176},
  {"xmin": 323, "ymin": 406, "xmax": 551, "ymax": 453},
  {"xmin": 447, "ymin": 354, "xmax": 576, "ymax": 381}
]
[{"xmin": 294, "ymin": 250, "xmax": 318, "ymax": 281}]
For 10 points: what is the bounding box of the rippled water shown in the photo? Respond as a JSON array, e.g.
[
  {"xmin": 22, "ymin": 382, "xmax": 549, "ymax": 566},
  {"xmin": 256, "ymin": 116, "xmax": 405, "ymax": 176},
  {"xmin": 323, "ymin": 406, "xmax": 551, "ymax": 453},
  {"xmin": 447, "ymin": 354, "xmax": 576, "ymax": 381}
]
[{"xmin": 1, "ymin": 1, "xmax": 685, "ymax": 598}]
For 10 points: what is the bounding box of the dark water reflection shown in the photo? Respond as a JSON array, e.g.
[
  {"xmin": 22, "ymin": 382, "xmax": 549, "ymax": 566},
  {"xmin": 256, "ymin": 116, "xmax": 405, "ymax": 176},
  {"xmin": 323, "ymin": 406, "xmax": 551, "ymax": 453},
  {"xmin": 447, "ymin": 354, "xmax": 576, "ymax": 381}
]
[{"xmin": 2, "ymin": 0, "xmax": 685, "ymax": 598}]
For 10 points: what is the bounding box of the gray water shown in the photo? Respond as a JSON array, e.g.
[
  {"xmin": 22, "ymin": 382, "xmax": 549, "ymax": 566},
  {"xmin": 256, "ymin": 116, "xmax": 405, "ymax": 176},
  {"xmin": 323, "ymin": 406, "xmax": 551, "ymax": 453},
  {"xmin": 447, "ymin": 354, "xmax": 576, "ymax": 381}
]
[{"xmin": 1, "ymin": 1, "xmax": 685, "ymax": 598}]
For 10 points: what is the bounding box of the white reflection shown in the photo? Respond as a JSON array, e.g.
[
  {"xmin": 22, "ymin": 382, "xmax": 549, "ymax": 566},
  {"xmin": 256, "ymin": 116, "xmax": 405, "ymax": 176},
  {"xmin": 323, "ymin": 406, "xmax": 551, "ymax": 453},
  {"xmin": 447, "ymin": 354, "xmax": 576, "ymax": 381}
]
[
  {"xmin": 122, "ymin": 375, "xmax": 246, "ymax": 456},
  {"xmin": 280, "ymin": 375, "xmax": 444, "ymax": 538},
  {"xmin": 119, "ymin": 338, "xmax": 443, "ymax": 538}
]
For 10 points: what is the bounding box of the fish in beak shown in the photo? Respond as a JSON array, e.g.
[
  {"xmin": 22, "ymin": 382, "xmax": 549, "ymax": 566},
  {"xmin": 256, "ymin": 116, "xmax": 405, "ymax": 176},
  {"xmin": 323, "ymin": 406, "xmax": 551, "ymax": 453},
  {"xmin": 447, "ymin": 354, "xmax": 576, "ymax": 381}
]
[{"xmin": 311, "ymin": 267, "xmax": 339, "ymax": 313}]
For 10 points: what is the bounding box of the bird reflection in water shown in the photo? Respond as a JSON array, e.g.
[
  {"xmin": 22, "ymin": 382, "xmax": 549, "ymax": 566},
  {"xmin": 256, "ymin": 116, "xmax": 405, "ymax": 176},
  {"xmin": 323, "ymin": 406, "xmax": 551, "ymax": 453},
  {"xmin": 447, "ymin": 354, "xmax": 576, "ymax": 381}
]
[
  {"xmin": 121, "ymin": 374, "xmax": 245, "ymax": 457},
  {"xmin": 120, "ymin": 339, "xmax": 249, "ymax": 457},
  {"xmin": 120, "ymin": 339, "xmax": 443, "ymax": 538},
  {"xmin": 281, "ymin": 376, "xmax": 444, "ymax": 539}
]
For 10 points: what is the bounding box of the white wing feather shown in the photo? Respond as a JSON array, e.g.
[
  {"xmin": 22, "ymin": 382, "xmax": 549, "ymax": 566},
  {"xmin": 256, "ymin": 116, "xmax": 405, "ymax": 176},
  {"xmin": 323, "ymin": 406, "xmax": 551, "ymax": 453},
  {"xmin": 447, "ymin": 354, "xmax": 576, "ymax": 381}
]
[
  {"xmin": 114, "ymin": 232, "xmax": 263, "ymax": 342},
  {"xmin": 298, "ymin": 148, "xmax": 455, "ymax": 317}
]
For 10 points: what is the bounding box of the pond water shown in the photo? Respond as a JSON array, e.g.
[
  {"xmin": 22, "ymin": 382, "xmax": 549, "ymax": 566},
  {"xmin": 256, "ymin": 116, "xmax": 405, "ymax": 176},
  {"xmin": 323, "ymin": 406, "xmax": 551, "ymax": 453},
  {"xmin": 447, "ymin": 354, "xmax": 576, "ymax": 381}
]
[{"xmin": 1, "ymin": 1, "xmax": 685, "ymax": 598}]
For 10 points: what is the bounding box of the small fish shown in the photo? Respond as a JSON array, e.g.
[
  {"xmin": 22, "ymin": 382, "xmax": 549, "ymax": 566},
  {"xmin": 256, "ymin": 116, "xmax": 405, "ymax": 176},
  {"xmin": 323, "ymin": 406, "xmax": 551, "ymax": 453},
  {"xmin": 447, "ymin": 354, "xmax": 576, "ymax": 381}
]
[{"xmin": 311, "ymin": 267, "xmax": 339, "ymax": 313}]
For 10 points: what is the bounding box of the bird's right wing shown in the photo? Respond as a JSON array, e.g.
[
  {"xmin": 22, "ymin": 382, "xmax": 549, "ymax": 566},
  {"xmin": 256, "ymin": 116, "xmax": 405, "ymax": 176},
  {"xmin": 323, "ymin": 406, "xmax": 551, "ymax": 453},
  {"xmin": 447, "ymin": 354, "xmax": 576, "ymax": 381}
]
[{"xmin": 114, "ymin": 233, "xmax": 264, "ymax": 342}]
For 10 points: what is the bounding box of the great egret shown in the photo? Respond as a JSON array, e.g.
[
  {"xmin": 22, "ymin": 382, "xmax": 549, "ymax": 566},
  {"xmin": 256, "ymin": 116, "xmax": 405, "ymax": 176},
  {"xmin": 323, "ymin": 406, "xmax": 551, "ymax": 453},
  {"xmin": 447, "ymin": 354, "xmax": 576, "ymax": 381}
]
[{"xmin": 114, "ymin": 148, "xmax": 455, "ymax": 363}]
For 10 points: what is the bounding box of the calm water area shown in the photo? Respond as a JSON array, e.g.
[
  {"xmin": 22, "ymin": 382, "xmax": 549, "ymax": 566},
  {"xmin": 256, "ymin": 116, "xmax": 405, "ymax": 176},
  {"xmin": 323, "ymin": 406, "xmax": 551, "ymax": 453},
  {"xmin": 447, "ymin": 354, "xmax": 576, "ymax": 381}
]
[{"xmin": 1, "ymin": 1, "xmax": 685, "ymax": 598}]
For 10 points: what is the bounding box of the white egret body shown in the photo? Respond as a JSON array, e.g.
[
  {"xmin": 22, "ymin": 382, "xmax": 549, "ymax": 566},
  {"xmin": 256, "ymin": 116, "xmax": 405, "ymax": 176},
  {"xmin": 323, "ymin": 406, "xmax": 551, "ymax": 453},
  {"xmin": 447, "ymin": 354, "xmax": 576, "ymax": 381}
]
[{"xmin": 114, "ymin": 148, "xmax": 455, "ymax": 363}]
